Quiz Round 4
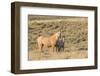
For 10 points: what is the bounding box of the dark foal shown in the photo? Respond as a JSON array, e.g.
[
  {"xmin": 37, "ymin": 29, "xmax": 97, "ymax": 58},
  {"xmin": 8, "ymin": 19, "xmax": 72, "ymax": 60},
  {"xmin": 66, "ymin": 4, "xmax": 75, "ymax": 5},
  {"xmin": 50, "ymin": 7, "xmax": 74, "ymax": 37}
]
[{"xmin": 55, "ymin": 37, "xmax": 64, "ymax": 52}]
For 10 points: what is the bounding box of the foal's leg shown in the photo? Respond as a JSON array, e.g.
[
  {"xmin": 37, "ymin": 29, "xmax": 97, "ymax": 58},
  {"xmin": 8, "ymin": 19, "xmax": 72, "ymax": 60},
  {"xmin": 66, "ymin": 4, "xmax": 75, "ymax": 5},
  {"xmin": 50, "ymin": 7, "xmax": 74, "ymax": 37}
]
[{"xmin": 57, "ymin": 47, "xmax": 60, "ymax": 53}]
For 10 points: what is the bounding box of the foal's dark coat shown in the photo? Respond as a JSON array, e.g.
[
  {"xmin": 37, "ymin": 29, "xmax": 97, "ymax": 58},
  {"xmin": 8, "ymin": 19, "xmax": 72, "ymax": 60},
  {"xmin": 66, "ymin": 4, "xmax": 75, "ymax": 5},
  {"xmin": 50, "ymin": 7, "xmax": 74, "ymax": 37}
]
[{"xmin": 55, "ymin": 38, "xmax": 64, "ymax": 52}]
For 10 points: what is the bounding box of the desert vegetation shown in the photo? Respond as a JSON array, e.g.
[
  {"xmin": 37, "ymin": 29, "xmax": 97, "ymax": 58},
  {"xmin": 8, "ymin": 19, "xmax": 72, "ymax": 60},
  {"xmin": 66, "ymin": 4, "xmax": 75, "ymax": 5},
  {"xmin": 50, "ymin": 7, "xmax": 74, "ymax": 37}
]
[{"xmin": 28, "ymin": 15, "xmax": 88, "ymax": 60}]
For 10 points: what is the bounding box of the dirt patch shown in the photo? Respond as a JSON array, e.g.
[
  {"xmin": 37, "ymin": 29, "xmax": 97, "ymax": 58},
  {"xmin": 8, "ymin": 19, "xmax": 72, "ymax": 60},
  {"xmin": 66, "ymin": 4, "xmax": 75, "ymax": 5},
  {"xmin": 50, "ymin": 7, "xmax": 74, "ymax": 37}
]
[{"xmin": 28, "ymin": 49, "xmax": 88, "ymax": 60}]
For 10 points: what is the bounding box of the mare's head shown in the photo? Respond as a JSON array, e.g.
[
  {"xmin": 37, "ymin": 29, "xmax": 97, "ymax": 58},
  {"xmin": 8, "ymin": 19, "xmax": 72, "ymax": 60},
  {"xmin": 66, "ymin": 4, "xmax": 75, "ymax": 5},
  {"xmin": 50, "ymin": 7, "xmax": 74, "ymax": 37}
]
[{"xmin": 55, "ymin": 31, "xmax": 61, "ymax": 40}]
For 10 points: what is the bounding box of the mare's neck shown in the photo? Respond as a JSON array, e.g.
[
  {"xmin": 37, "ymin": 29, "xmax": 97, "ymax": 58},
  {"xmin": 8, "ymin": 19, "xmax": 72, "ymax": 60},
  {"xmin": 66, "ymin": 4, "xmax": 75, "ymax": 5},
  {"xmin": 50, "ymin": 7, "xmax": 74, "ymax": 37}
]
[{"xmin": 50, "ymin": 34, "xmax": 58, "ymax": 40}]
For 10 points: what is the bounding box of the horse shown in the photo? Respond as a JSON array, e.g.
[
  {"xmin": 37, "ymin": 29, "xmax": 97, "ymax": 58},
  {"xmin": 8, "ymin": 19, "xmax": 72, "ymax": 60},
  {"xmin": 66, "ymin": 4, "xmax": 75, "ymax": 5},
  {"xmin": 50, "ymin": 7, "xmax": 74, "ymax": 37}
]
[
  {"xmin": 55, "ymin": 37, "xmax": 65, "ymax": 52},
  {"xmin": 37, "ymin": 31, "xmax": 61, "ymax": 52}
]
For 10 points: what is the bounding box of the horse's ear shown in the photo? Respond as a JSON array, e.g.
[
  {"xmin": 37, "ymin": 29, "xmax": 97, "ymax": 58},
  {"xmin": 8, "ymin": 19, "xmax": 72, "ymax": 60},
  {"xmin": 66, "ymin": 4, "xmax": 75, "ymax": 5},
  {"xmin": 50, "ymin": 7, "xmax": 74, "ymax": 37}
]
[
  {"xmin": 63, "ymin": 37, "xmax": 65, "ymax": 41},
  {"xmin": 59, "ymin": 31, "xmax": 61, "ymax": 38}
]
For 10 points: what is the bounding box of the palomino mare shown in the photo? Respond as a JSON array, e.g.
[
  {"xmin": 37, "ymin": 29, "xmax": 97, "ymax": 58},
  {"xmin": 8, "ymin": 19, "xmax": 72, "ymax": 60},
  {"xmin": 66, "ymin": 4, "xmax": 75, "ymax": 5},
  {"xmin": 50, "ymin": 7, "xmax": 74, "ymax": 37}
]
[{"xmin": 37, "ymin": 31, "xmax": 61, "ymax": 52}]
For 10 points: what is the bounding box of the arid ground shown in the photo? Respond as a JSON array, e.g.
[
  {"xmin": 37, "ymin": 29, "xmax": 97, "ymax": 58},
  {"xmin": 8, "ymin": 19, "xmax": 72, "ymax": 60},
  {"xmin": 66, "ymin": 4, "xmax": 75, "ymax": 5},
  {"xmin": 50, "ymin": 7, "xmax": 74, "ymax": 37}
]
[{"xmin": 28, "ymin": 15, "xmax": 88, "ymax": 60}]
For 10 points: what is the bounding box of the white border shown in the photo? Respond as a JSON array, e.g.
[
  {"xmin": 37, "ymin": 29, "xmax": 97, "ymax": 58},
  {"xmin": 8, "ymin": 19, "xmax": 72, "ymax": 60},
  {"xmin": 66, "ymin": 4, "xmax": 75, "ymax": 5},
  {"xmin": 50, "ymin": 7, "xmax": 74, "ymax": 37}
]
[{"xmin": 20, "ymin": 6, "xmax": 95, "ymax": 70}]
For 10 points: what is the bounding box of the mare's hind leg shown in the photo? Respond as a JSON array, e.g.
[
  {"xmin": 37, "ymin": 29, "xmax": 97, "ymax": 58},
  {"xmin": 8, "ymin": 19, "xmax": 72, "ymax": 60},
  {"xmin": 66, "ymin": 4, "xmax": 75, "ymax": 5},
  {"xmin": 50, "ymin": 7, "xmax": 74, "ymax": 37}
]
[{"xmin": 38, "ymin": 43, "xmax": 43, "ymax": 52}]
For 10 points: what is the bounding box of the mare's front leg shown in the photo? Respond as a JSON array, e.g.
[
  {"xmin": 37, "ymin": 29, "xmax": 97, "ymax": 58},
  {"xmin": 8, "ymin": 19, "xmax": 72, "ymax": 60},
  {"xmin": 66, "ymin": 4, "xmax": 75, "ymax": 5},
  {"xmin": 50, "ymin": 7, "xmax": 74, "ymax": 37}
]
[
  {"xmin": 56, "ymin": 47, "xmax": 58, "ymax": 52},
  {"xmin": 50, "ymin": 45, "xmax": 54, "ymax": 53},
  {"xmin": 53, "ymin": 45, "xmax": 55, "ymax": 52}
]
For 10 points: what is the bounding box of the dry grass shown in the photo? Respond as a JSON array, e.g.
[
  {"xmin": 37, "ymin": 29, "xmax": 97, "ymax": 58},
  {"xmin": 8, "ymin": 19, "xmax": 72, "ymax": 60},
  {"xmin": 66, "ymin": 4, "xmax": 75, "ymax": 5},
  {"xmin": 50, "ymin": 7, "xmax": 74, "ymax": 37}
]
[
  {"xmin": 28, "ymin": 49, "xmax": 88, "ymax": 60},
  {"xmin": 28, "ymin": 15, "xmax": 88, "ymax": 60}
]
